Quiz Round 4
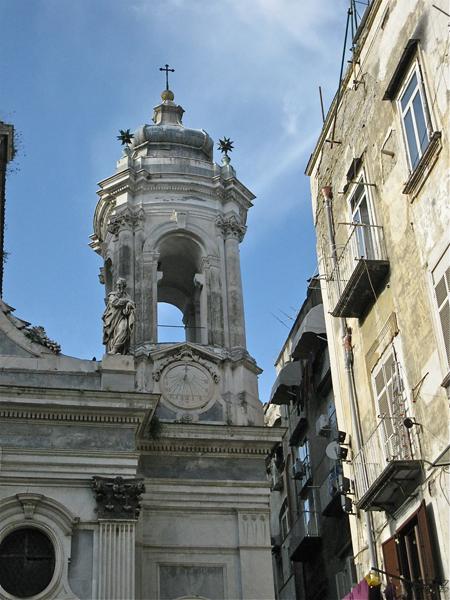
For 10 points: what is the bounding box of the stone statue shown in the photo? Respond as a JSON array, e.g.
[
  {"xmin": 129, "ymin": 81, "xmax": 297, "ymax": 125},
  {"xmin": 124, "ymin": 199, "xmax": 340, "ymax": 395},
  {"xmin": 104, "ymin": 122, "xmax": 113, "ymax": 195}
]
[{"xmin": 102, "ymin": 278, "xmax": 135, "ymax": 355}]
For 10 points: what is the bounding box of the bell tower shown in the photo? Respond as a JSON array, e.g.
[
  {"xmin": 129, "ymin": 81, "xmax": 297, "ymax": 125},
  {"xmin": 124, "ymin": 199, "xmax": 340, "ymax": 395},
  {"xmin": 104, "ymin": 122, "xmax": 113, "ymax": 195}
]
[
  {"xmin": 91, "ymin": 78, "xmax": 278, "ymax": 600},
  {"xmin": 91, "ymin": 84, "xmax": 262, "ymax": 427}
]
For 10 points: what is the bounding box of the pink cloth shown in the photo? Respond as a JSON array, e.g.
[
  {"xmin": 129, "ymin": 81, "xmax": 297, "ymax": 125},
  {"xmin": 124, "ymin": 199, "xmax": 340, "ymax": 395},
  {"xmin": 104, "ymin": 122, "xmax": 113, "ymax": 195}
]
[{"xmin": 343, "ymin": 578, "xmax": 370, "ymax": 600}]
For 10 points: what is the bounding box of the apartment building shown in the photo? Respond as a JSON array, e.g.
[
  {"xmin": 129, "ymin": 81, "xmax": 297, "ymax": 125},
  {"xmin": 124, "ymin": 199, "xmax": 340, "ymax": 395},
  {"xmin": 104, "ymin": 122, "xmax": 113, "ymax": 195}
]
[{"xmin": 306, "ymin": 1, "xmax": 449, "ymax": 598}]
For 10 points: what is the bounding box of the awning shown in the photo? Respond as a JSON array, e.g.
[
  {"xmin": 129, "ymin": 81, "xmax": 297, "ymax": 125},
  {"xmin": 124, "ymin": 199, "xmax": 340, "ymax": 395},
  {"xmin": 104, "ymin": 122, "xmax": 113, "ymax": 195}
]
[
  {"xmin": 291, "ymin": 304, "xmax": 327, "ymax": 359},
  {"xmin": 269, "ymin": 361, "xmax": 302, "ymax": 405}
]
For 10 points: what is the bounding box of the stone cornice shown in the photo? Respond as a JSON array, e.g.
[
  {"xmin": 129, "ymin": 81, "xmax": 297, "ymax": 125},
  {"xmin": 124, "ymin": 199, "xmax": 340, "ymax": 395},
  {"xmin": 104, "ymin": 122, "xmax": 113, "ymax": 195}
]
[
  {"xmin": 0, "ymin": 385, "xmax": 159, "ymax": 423},
  {"xmin": 139, "ymin": 423, "xmax": 281, "ymax": 455},
  {"xmin": 0, "ymin": 406, "xmax": 142, "ymax": 425}
]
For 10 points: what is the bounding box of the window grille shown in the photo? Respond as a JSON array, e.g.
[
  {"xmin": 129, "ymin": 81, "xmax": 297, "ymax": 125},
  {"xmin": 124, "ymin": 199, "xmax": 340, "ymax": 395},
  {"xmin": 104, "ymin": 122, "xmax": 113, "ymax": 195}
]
[{"xmin": 0, "ymin": 527, "xmax": 55, "ymax": 598}]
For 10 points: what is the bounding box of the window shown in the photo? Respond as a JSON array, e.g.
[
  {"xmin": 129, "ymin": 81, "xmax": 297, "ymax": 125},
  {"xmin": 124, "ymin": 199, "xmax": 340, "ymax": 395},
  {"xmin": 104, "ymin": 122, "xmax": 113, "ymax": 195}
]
[
  {"xmin": 0, "ymin": 527, "xmax": 55, "ymax": 598},
  {"xmin": 398, "ymin": 62, "xmax": 431, "ymax": 170},
  {"xmin": 348, "ymin": 173, "xmax": 377, "ymax": 259},
  {"xmin": 294, "ymin": 439, "xmax": 312, "ymax": 493},
  {"xmin": 432, "ymin": 247, "xmax": 450, "ymax": 372},
  {"xmin": 372, "ymin": 348, "xmax": 412, "ymax": 461},
  {"xmin": 279, "ymin": 501, "xmax": 290, "ymax": 541},
  {"xmin": 296, "ymin": 438, "xmax": 310, "ymax": 465},
  {"xmin": 382, "ymin": 502, "xmax": 439, "ymax": 598}
]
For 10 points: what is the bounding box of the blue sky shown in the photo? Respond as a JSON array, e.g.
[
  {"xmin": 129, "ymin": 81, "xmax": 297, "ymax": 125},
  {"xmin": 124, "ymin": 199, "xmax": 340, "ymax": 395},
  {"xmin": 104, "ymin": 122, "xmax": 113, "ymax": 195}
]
[{"xmin": 1, "ymin": 0, "xmax": 351, "ymax": 402}]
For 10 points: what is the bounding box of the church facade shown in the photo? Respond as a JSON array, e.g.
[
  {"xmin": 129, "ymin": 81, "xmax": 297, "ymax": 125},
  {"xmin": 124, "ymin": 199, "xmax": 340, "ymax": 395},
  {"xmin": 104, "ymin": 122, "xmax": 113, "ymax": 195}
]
[{"xmin": 0, "ymin": 88, "xmax": 279, "ymax": 599}]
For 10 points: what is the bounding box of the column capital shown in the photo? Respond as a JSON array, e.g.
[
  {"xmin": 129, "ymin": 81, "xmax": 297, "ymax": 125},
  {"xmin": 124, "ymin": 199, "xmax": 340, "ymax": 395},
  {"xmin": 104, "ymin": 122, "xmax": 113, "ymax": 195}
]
[
  {"xmin": 215, "ymin": 214, "xmax": 247, "ymax": 242},
  {"xmin": 107, "ymin": 208, "xmax": 145, "ymax": 236},
  {"xmin": 92, "ymin": 476, "xmax": 145, "ymax": 520}
]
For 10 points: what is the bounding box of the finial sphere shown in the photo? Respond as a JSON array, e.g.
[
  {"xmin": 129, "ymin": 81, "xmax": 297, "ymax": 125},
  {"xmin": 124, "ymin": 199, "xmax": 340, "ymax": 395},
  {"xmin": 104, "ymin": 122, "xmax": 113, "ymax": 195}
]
[{"xmin": 161, "ymin": 89, "xmax": 175, "ymax": 102}]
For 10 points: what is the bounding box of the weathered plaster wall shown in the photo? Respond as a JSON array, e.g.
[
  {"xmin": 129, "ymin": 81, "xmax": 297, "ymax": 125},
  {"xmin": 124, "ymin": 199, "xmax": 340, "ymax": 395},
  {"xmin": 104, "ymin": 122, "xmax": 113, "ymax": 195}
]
[{"xmin": 308, "ymin": 0, "xmax": 449, "ymax": 583}]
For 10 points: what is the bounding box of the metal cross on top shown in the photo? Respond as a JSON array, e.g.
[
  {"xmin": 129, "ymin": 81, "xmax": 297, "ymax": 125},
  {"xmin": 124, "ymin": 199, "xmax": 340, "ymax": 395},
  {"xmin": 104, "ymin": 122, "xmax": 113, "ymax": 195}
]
[{"xmin": 159, "ymin": 64, "xmax": 175, "ymax": 91}]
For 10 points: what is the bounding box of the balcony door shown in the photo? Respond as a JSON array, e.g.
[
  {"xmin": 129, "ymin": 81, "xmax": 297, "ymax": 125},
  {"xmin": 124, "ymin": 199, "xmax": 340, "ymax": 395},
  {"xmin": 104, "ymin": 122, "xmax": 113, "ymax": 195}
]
[
  {"xmin": 382, "ymin": 502, "xmax": 439, "ymax": 600},
  {"xmin": 349, "ymin": 176, "xmax": 376, "ymax": 259}
]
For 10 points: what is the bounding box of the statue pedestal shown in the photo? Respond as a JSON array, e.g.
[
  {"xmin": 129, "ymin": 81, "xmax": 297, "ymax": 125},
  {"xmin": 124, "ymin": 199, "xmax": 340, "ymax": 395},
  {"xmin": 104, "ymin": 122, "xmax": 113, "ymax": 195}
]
[{"xmin": 101, "ymin": 353, "xmax": 135, "ymax": 391}]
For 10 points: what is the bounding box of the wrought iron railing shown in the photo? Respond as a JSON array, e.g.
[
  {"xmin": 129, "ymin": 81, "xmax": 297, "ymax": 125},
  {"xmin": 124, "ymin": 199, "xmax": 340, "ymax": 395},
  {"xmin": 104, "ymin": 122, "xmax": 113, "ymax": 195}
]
[
  {"xmin": 326, "ymin": 223, "xmax": 388, "ymax": 312},
  {"xmin": 353, "ymin": 415, "xmax": 416, "ymax": 501}
]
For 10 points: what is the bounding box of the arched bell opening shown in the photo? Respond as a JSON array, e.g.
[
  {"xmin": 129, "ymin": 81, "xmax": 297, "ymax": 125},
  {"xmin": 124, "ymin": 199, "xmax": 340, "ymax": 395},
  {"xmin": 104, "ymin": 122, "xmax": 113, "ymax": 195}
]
[
  {"xmin": 156, "ymin": 234, "xmax": 206, "ymax": 344},
  {"xmin": 157, "ymin": 302, "xmax": 185, "ymax": 342}
]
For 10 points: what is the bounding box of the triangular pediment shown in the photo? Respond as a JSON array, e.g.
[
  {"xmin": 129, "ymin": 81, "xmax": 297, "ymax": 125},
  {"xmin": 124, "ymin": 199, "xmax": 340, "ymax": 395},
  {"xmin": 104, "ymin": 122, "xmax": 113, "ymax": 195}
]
[
  {"xmin": 149, "ymin": 343, "xmax": 224, "ymax": 384},
  {"xmin": 148, "ymin": 342, "xmax": 224, "ymax": 364}
]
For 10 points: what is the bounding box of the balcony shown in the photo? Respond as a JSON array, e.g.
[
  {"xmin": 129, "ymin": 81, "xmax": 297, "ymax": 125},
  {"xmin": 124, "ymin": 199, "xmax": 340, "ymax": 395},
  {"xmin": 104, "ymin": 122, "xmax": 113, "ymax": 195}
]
[
  {"xmin": 327, "ymin": 224, "xmax": 389, "ymax": 318},
  {"xmin": 291, "ymin": 304, "xmax": 327, "ymax": 359},
  {"xmin": 288, "ymin": 510, "xmax": 321, "ymax": 562},
  {"xmin": 269, "ymin": 361, "xmax": 302, "ymax": 405},
  {"xmin": 353, "ymin": 417, "xmax": 422, "ymax": 512}
]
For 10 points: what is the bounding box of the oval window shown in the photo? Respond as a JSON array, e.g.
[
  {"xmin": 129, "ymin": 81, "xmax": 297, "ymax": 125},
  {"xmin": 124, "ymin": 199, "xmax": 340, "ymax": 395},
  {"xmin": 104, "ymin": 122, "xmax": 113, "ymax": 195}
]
[{"xmin": 0, "ymin": 528, "xmax": 55, "ymax": 598}]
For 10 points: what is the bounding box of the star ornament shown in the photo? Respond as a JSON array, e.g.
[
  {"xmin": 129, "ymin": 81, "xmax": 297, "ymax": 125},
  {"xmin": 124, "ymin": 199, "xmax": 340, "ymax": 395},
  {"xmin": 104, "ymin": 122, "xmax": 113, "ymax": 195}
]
[
  {"xmin": 117, "ymin": 129, "xmax": 134, "ymax": 146},
  {"xmin": 218, "ymin": 137, "xmax": 234, "ymax": 157}
]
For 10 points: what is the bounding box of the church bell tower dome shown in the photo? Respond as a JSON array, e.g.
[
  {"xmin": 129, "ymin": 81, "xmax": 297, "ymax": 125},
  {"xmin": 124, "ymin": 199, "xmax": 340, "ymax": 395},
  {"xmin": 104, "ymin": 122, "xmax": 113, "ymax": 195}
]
[{"xmin": 129, "ymin": 89, "xmax": 214, "ymax": 162}]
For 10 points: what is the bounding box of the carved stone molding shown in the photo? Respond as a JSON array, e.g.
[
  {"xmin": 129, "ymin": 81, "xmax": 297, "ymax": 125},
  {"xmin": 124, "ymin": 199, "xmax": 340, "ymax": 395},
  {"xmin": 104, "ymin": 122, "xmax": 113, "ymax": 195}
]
[
  {"xmin": 215, "ymin": 215, "xmax": 247, "ymax": 241},
  {"xmin": 139, "ymin": 439, "xmax": 272, "ymax": 455},
  {"xmin": 152, "ymin": 347, "xmax": 220, "ymax": 383},
  {"xmin": 16, "ymin": 493, "xmax": 44, "ymax": 520},
  {"xmin": 92, "ymin": 476, "xmax": 145, "ymax": 520},
  {"xmin": 0, "ymin": 407, "xmax": 142, "ymax": 425},
  {"xmin": 107, "ymin": 208, "xmax": 145, "ymax": 237}
]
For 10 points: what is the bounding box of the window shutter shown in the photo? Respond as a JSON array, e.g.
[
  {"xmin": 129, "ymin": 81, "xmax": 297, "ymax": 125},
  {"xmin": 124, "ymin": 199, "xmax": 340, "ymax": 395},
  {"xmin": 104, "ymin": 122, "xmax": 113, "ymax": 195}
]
[
  {"xmin": 382, "ymin": 536, "xmax": 402, "ymax": 597},
  {"xmin": 432, "ymin": 255, "xmax": 450, "ymax": 369},
  {"xmin": 416, "ymin": 501, "xmax": 437, "ymax": 586}
]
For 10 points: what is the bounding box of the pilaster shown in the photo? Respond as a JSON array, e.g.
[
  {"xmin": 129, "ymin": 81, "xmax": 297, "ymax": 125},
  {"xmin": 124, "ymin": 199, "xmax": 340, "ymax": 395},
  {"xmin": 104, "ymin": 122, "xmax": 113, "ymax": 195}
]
[{"xmin": 216, "ymin": 215, "xmax": 247, "ymax": 348}]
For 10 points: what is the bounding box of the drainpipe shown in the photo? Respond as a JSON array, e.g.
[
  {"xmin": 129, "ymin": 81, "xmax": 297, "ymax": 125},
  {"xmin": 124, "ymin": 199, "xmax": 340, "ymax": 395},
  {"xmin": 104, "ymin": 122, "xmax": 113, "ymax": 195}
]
[{"xmin": 321, "ymin": 186, "xmax": 378, "ymax": 571}]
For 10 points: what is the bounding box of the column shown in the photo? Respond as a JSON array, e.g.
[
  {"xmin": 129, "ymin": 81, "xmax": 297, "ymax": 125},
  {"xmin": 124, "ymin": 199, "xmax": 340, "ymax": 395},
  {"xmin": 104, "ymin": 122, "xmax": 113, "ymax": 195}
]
[
  {"xmin": 223, "ymin": 217, "xmax": 247, "ymax": 348},
  {"xmin": 92, "ymin": 477, "xmax": 145, "ymax": 600},
  {"xmin": 98, "ymin": 521, "xmax": 136, "ymax": 600}
]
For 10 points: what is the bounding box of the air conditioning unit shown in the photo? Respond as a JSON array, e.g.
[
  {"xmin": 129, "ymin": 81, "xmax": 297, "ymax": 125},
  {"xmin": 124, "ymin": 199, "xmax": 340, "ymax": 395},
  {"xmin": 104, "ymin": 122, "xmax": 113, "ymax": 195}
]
[
  {"xmin": 316, "ymin": 414, "xmax": 330, "ymax": 437},
  {"xmin": 339, "ymin": 476, "xmax": 351, "ymax": 495},
  {"xmin": 341, "ymin": 496, "xmax": 353, "ymax": 513},
  {"xmin": 292, "ymin": 459, "xmax": 306, "ymax": 479}
]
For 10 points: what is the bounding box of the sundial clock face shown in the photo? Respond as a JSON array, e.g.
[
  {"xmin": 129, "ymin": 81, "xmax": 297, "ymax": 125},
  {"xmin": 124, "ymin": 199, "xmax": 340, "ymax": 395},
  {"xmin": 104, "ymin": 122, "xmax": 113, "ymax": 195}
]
[{"xmin": 161, "ymin": 361, "xmax": 212, "ymax": 410}]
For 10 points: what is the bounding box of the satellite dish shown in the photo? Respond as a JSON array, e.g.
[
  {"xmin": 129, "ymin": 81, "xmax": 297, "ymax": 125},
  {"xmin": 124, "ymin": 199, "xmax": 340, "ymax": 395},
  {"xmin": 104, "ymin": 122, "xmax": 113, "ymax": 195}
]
[{"xmin": 326, "ymin": 441, "xmax": 341, "ymax": 460}]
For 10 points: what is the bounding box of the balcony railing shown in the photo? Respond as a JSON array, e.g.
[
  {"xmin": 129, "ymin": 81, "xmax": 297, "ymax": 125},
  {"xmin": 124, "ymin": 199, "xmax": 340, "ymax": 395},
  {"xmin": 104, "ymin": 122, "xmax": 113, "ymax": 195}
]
[
  {"xmin": 353, "ymin": 416, "xmax": 422, "ymax": 512},
  {"xmin": 289, "ymin": 510, "xmax": 321, "ymax": 562},
  {"xmin": 327, "ymin": 223, "xmax": 389, "ymax": 318}
]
